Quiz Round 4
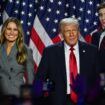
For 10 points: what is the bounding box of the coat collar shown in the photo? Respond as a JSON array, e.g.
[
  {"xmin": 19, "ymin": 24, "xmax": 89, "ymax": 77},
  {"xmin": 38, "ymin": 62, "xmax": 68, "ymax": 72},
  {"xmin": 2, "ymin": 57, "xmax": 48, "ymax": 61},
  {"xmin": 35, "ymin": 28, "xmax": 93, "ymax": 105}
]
[{"xmin": 0, "ymin": 42, "xmax": 17, "ymax": 75}]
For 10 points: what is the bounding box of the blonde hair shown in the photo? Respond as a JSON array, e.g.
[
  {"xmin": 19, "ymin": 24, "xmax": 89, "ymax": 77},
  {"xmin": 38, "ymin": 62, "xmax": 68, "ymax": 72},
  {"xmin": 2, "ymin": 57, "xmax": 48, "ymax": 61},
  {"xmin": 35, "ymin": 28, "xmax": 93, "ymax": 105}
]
[{"xmin": 0, "ymin": 17, "xmax": 27, "ymax": 64}]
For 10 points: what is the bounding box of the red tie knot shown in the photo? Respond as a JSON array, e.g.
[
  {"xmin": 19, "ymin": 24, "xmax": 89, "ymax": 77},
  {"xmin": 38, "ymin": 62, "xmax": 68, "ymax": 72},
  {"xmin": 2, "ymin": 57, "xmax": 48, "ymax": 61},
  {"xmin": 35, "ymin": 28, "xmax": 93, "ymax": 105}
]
[{"xmin": 70, "ymin": 46, "xmax": 74, "ymax": 51}]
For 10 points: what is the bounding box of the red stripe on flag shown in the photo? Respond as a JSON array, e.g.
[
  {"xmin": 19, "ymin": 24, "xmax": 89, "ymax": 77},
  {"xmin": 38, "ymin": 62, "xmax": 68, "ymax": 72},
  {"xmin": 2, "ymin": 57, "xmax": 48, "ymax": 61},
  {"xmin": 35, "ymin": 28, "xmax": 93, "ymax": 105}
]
[
  {"xmin": 31, "ymin": 27, "xmax": 45, "ymax": 55},
  {"xmin": 52, "ymin": 35, "xmax": 62, "ymax": 44},
  {"xmin": 34, "ymin": 62, "xmax": 38, "ymax": 73}
]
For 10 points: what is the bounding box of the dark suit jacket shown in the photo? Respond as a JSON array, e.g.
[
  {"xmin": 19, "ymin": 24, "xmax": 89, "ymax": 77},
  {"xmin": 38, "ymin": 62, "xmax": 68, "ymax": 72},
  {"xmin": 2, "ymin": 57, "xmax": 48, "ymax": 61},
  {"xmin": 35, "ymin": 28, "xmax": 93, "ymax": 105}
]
[
  {"xmin": 35, "ymin": 41, "xmax": 99, "ymax": 105},
  {"xmin": 92, "ymin": 30, "xmax": 105, "ymax": 72},
  {"xmin": 91, "ymin": 30, "xmax": 105, "ymax": 105},
  {"xmin": 91, "ymin": 30, "xmax": 102, "ymax": 48}
]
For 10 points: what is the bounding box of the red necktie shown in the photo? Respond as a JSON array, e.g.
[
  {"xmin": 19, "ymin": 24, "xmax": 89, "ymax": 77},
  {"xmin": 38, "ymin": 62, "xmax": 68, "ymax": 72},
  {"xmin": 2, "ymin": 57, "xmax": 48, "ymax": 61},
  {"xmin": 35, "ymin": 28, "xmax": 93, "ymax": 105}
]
[{"xmin": 69, "ymin": 47, "xmax": 78, "ymax": 103}]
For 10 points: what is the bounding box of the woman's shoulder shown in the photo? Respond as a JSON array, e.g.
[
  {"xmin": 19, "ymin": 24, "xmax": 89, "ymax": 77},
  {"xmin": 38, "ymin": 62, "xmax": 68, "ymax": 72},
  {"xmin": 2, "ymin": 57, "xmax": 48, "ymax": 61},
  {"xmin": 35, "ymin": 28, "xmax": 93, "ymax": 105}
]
[{"xmin": 24, "ymin": 44, "xmax": 33, "ymax": 54}]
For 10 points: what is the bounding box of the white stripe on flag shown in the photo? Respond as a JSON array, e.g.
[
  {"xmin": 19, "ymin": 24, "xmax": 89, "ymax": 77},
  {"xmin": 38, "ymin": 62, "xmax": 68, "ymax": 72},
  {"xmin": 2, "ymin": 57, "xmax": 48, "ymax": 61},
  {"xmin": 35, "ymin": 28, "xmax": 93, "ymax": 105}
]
[
  {"xmin": 29, "ymin": 38, "xmax": 42, "ymax": 67},
  {"xmin": 3, "ymin": 10, "xmax": 9, "ymax": 22},
  {"xmin": 34, "ymin": 15, "xmax": 53, "ymax": 47}
]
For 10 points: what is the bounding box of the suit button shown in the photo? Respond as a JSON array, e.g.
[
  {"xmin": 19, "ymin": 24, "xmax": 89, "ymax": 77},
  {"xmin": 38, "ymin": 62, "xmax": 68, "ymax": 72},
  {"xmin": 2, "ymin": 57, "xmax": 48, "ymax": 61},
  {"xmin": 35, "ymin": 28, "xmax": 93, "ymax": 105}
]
[
  {"xmin": 8, "ymin": 57, "xmax": 12, "ymax": 61},
  {"xmin": 0, "ymin": 76, "xmax": 2, "ymax": 79},
  {"xmin": 10, "ymin": 68, "xmax": 13, "ymax": 72},
  {"xmin": 9, "ymin": 77, "xmax": 11, "ymax": 80}
]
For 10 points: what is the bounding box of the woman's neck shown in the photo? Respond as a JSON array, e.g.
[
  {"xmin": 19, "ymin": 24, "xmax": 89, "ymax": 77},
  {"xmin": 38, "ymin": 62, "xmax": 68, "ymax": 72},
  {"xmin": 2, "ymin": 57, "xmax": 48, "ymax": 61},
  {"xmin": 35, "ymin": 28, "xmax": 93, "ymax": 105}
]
[
  {"xmin": 6, "ymin": 42, "xmax": 15, "ymax": 56},
  {"xmin": 6, "ymin": 41, "xmax": 15, "ymax": 48}
]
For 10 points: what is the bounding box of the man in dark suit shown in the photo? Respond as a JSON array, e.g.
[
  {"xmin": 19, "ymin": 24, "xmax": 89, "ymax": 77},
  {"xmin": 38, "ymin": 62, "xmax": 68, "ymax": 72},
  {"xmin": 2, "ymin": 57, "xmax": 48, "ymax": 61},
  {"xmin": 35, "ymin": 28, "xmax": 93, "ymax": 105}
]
[
  {"xmin": 91, "ymin": 3, "xmax": 105, "ymax": 104},
  {"xmin": 91, "ymin": 3, "xmax": 105, "ymax": 70},
  {"xmin": 35, "ymin": 17, "xmax": 99, "ymax": 105},
  {"xmin": 92, "ymin": 3, "xmax": 105, "ymax": 50}
]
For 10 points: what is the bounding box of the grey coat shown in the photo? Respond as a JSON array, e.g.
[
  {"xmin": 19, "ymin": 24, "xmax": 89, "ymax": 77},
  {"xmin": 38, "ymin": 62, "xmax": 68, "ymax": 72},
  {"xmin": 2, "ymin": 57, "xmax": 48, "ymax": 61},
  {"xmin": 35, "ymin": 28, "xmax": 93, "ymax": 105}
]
[{"xmin": 0, "ymin": 43, "xmax": 34, "ymax": 97}]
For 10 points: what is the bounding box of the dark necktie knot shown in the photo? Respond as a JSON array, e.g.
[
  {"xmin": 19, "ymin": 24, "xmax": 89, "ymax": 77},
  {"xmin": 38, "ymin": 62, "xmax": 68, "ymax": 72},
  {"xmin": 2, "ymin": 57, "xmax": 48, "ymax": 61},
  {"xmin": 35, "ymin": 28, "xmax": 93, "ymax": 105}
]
[{"xmin": 70, "ymin": 47, "xmax": 74, "ymax": 51}]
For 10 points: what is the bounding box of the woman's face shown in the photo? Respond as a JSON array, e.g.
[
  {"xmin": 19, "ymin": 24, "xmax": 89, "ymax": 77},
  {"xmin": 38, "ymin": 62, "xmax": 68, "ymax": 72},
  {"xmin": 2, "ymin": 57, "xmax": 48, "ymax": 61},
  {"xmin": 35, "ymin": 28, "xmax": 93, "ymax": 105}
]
[{"xmin": 5, "ymin": 22, "xmax": 19, "ymax": 43}]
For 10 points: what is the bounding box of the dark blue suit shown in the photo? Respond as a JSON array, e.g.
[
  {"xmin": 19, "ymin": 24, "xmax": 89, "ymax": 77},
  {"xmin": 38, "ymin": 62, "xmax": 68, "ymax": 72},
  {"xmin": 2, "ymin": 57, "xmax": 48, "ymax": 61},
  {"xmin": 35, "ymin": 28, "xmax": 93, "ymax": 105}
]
[
  {"xmin": 92, "ymin": 30, "xmax": 102, "ymax": 49},
  {"xmin": 35, "ymin": 41, "xmax": 99, "ymax": 105},
  {"xmin": 92, "ymin": 30, "xmax": 105, "ymax": 105},
  {"xmin": 92, "ymin": 30, "xmax": 105, "ymax": 71}
]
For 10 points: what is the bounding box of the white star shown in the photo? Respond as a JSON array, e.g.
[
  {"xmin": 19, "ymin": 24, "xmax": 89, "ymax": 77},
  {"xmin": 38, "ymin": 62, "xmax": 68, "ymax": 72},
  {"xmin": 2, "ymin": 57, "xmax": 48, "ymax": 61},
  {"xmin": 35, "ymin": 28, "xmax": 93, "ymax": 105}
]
[
  {"xmin": 16, "ymin": 0, "xmax": 19, "ymax": 4},
  {"xmin": 93, "ymin": 21, "xmax": 97, "ymax": 25},
  {"xmin": 81, "ymin": 0, "xmax": 85, "ymax": 3},
  {"xmin": 29, "ymin": 4, "xmax": 33, "ymax": 8},
  {"xmin": 27, "ymin": 31, "xmax": 30, "ymax": 35},
  {"xmin": 35, "ymin": 0, "xmax": 38, "ymax": 3},
  {"xmin": 28, "ymin": 13, "xmax": 32, "ymax": 17},
  {"xmin": 9, "ymin": 0, "xmax": 13, "ymax": 3},
  {"xmin": 64, "ymin": 12, "xmax": 68, "ymax": 16},
  {"xmin": 78, "ymin": 17, "xmax": 81, "ymax": 21},
  {"xmin": 97, "ymin": 3, "xmax": 100, "ymax": 7},
  {"xmin": 66, "ymin": 3, "xmax": 69, "ymax": 8},
  {"xmin": 89, "ymin": 1, "xmax": 93, "ymax": 5},
  {"xmin": 85, "ymin": 19, "xmax": 89, "ymax": 23},
  {"xmin": 95, "ymin": 12, "xmax": 98, "ymax": 16},
  {"xmin": 52, "ymin": 28, "xmax": 56, "ymax": 32},
  {"xmin": 50, "ymin": 0, "xmax": 53, "ymax": 3},
  {"xmin": 46, "ymin": 17, "xmax": 50, "ymax": 21},
  {"xmin": 56, "ymin": 10, "xmax": 60, "ymax": 14},
  {"xmin": 14, "ymin": 10, "xmax": 18, "ymax": 14},
  {"xmin": 48, "ymin": 8, "xmax": 52, "ymax": 12},
  {"xmin": 40, "ymin": 6, "xmax": 44, "ymax": 10},
  {"xmin": 87, "ymin": 10, "xmax": 91, "ymax": 14},
  {"xmin": 22, "ymin": 2, "xmax": 26, "ymax": 6},
  {"xmin": 27, "ymin": 22, "xmax": 31, "ymax": 26},
  {"xmin": 71, "ymin": 15, "xmax": 76, "ymax": 18},
  {"xmin": 58, "ymin": 1, "xmax": 62, "ymax": 5},
  {"xmin": 84, "ymin": 28, "xmax": 87, "ymax": 32},
  {"xmin": 79, "ymin": 7, "xmax": 83, "ymax": 12},
  {"xmin": 54, "ymin": 19, "xmax": 58, "ymax": 23},
  {"xmin": 73, "ymin": 5, "xmax": 76, "ymax": 9},
  {"xmin": 20, "ymin": 20, "xmax": 24, "ymax": 24},
  {"xmin": 21, "ymin": 11, "xmax": 25, "ymax": 15}
]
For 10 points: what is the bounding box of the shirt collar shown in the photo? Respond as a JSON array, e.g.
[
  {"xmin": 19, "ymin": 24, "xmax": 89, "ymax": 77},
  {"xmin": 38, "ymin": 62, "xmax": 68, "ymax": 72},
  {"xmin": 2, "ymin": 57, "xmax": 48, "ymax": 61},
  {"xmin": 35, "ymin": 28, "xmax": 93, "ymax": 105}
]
[{"xmin": 64, "ymin": 42, "xmax": 79, "ymax": 51}]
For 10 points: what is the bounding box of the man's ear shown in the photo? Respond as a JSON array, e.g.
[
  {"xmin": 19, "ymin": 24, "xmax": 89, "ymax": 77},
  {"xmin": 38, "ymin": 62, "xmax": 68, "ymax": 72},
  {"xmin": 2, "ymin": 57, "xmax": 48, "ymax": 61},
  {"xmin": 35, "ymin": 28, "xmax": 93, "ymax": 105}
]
[{"xmin": 59, "ymin": 33, "xmax": 64, "ymax": 40}]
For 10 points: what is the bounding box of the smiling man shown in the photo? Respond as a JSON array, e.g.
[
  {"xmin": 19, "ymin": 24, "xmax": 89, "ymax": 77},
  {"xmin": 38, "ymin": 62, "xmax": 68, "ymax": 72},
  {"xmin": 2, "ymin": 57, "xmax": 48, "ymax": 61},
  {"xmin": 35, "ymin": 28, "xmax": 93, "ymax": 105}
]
[{"xmin": 35, "ymin": 17, "xmax": 99, "ymax": 105}]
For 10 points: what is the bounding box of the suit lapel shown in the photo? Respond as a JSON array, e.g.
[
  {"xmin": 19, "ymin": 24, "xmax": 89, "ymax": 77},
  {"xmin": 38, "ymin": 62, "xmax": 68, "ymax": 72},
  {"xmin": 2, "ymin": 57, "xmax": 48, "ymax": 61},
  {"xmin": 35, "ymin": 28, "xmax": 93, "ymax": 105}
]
[
  {"xmin": 96, "ymin": 31, "xmax": 101, "ymax": 47},
  {"xmin": 56, "ymin": 41, "xmax": 67, "ymax": 86},
  {"xmin": 0, "ymin": 44, "xmax": 11, "ymax": 75},
  {"xmin": 79, "ymin": 41, "xmax": 87, "ymax": 74},
  {"xmin": 0, "ymin": 43, "xmax": 17, "ymax": 75}
]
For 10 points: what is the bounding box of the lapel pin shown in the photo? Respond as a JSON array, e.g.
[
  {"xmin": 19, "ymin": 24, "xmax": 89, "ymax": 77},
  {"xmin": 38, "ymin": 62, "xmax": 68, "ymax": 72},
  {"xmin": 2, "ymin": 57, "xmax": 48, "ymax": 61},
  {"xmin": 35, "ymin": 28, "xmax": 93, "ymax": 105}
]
[{"xmin": 83, "ymin": 50, "xmax": 86, "ymax": 53}]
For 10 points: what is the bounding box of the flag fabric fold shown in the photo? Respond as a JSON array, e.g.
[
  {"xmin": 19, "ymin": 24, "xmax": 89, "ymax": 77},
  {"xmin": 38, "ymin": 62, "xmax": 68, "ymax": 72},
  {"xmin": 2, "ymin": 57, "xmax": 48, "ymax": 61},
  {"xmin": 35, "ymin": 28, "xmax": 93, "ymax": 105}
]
[{"xmin": 1, "ymin": 0, "xmax": 101, "ymax": 72}]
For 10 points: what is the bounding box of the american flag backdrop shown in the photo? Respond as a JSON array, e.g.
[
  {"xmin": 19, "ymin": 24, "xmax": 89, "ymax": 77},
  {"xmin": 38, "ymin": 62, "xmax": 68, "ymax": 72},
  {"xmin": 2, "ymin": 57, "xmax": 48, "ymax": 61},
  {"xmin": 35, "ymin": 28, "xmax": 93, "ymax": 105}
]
[{"xmin": 0, "ymin": 0, "xmax": 102, "ymax": 72}]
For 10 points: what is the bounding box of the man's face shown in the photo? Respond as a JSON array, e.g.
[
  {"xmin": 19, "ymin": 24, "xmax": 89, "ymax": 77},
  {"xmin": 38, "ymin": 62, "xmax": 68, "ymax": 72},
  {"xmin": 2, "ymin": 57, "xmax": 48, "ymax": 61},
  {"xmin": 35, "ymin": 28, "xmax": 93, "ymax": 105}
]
[
  {"xmin": 61, "ymin": 23, "xmax": 80, "ymax": 46},
  {"xmin": 99, "ymin": 8, "xmax": 105, "ymax": 28}
]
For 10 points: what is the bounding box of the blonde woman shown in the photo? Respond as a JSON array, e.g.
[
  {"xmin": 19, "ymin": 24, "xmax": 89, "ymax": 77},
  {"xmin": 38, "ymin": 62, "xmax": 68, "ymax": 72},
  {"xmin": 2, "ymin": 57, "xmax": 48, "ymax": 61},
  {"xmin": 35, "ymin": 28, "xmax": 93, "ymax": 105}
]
[{"xmin": 0, "ymin": 17, "xmax": 34, "ymax": 97}]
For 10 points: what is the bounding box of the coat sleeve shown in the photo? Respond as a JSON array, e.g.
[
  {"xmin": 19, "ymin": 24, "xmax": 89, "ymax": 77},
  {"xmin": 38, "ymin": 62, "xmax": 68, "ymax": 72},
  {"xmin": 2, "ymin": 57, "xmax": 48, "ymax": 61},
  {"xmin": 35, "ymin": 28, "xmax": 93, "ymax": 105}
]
[{"xmin": 25, "ymin": 47, "xmax": 35, "ymax": 84}]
